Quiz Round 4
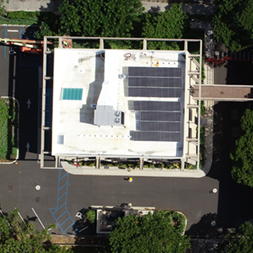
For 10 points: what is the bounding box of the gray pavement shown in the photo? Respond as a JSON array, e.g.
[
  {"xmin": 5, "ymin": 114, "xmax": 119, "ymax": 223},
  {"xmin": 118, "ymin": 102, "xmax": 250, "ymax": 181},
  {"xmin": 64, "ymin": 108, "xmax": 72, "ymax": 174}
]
[
  {"xmin": 4, "ymin": 0, "xmax": 215, "ymax": 14},
  {"xmin": 0, "ymin": 158, "xmax": 219, "ymax": 234},
  {"xmin": 0, "ymin": 25, "xmax": 220, "ymax": 236},
  {"xmin": 4, "ymin": 0, "xmax": 63, "ymax": 12},
  {"xmin": 0, "ymin": 26, "xmax": 25, "ymax": 96},
  {"xmin": 142, "ymin": 2, "xmax": 215, "ymax": 14}
]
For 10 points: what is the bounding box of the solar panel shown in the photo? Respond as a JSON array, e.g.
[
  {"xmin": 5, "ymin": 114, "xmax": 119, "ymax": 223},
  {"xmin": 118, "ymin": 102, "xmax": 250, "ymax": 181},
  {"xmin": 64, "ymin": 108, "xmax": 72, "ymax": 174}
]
[
  {"xmin": 137, "ymin": 122, "xmax": 180, "ymax": 131},
  {"xmin": 133, "ymin": 101, "xmax": 180, "ymax": 111},
  {"xmin": 128, "ymin": 87, "xmax": 181, "ymax": 98},
  {"xmin": 128, "ymin": 67, "xmax": 181, "ymax": 77},
  {"xmin": 128, "ymin": 78, "xmax": 181, "ymax": 88},
  {"xmin": 130, "ymin": 131, "xmax": 180, "ymax": 142},
  {"xmin": 136, "ymin": 112, "xmax": 181, "ymax": 121},
  {"xmin": 126, "ymin": 65, "xmax": 183, "ymax": 142}
]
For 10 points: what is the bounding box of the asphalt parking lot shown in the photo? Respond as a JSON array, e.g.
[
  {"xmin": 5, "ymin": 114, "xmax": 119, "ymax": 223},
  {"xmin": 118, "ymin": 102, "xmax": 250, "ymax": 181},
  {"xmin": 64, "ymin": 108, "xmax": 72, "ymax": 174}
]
[{"xmin": 0, "ymin": 26, "xmax": 252, "ymax": 237}]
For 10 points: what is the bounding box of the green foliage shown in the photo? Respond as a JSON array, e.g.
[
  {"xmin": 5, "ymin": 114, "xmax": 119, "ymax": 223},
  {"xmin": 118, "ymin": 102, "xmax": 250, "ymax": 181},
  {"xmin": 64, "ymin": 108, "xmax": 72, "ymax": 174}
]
[
  {"xmin": 109, "ymin": 211, "xmax": 190, "ymax": 253},
  {"xmin": 212, "ymin": 0, "xmax": 253, "ymax": 52},
  {"xmin": 0, "ymin": 98, "xmax": 18, "ymax": 161},
  {"xmin": 219, "ymin": 221, "xmax": 253, "ymax": 253},
  {"xmin": 0, "ymin": 11, "xmax": 38, "ymax": 25},
  {"xmin": 201, "ymin": 101, "xmax": 206, "ymax": 116},
  {"xmin": 35, "ymin": 21, "xmax": 55, "ymax": 39},
  {"xmin": 200, "ymin": 126, "xmax": 205, "ymax": 168},
  {"xmin": 7, "ymin": 11, "xmax": 38, "ymax": 19},
  {"xmin": 0, "ymin": 209, "xmax": 66, "ymax": 252},
  {"xmin": 35, "ymin": 12, "xmax": 60, "ymax": 39},
  {"xmin": 143, "ymin": 162, "xmax": 181, "ymax": 169},
  {"xmin": 185, "ymin": 163, "xmax": 197, "ymax": 170},
  {"xmin": 230, "ymin": 109, "xmax": 253, "ymax": 187},
  {"xmin": 86, "ymin": 210, "xmax": 96, "ymax": 224},
  {"xmin": 142, "ymin": 4, "xmax": 186, "ymax": 50},
  {"xmin": 0, "ymin": 1, "xmax": 5, "ymax": 17},
  {"xmin": 58, "ymin": 0, "xmax": 144, "ymax": 37},
  {"xmin": 0, "ymin": 99, "xmax": 10, "ymax": 160},
  {"xmin": 100, "ymin": 161, "xmax": 139, "ymax": 169}
]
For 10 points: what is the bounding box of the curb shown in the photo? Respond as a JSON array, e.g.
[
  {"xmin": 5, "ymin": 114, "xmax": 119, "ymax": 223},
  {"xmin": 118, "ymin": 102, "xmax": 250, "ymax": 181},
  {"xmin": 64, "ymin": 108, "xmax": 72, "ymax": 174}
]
[{"xmin": 0, "ymin": 96, "xmax": 19, "ymax": 165}]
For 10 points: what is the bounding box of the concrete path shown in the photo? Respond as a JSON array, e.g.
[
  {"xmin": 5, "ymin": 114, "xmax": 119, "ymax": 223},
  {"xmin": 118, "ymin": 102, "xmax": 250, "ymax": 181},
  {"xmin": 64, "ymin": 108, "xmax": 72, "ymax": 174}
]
[
  {"xmin": 4, "ymin": 0, "xmax": 215, "ymax": 14},
  {"xmin": 4, "ymin": 0, "xmax": 62, "ymax": 12},
  {"xmin": 193, "ymin": 85, "xmax": 253, "ymax": 100}
]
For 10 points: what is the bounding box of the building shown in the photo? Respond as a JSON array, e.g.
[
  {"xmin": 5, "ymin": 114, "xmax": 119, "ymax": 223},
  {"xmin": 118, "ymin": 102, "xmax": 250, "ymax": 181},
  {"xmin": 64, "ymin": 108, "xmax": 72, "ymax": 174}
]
[{"xmin": 40, "ymin": 37, "xmax": 202, "ymax": 175}]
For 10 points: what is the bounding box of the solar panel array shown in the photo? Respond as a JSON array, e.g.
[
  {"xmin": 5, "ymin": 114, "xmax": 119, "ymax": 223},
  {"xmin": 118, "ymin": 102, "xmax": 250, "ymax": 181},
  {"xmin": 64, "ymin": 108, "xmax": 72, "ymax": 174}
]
[
  {"xmin": 126, "ymin": 66, "xmax": 183, "ymax": 142},
  {"xmin": 126, "ymin": 67, "xmax": 182, "ymax": 98},
  {"xmin": 130, "ymin": 101, "xmax": 181, "ymax": 142},
  {"xmin": 128, "ymin": 67, "xmax": 181, "ymax": 77}
]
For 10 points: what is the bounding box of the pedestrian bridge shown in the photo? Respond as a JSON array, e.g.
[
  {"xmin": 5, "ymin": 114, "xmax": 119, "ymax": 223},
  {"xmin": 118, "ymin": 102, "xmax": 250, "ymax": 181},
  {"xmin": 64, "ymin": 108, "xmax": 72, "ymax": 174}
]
[{"xmin": 192, "ymin": 84, "xmax": 253, "ymax": 101}]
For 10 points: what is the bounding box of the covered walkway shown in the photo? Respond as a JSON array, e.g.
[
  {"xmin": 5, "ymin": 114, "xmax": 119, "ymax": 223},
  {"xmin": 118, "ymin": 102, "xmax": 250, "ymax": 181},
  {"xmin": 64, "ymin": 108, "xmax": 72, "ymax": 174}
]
[{"xmin": 193, "ymin": 84, "xmax": 253, "ymax": 101}]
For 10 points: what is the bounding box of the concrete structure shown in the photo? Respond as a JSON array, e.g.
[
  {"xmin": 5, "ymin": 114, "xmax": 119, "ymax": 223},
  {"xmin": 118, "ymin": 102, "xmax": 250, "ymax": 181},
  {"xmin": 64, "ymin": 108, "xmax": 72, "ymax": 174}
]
[
  {"xmin": 93, "ymin": 205, "xmax": 155, "ymax": 234},
  {"xmin": 193, "ymin": 84, "xmax": 253, "ymax": 101},
  {"xmin": 40, "ymin": 37, "xmax": 203, "ymax": 176}
]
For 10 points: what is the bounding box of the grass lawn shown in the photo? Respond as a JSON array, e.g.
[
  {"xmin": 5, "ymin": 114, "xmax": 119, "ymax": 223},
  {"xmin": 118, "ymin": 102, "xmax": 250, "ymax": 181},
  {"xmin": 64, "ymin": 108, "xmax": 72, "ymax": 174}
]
[{"xmin": 0, "ymin": 98, "xmax": 18, "ymax": 162}]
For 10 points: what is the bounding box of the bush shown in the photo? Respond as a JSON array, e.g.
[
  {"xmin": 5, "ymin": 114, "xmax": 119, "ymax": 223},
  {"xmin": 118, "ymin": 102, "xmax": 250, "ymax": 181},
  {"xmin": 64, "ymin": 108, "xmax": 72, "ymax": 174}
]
[
  {"xmin": 7, "ymin": 11, "xmax": 38, "ymax": 19},
  {"xmin": 201, "ymin": 101, "xmax": 206, "ymax": 115},
  {"xmin": 86, "ymin": 210, "xmax": 96, "ymax": 224},
  {"xmin": 200, "ymin": 126, "xmax": 205, "ymax": 168}
]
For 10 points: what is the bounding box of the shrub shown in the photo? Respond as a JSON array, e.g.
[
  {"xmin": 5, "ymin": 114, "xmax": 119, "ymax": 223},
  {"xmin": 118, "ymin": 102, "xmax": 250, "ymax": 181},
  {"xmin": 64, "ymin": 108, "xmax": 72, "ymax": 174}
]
[
  {"xmin": 200, "ymin": 126, "xmax": 205, "ymax": 168},
  {"xmin": 86, "ymin": 210, "xmax": 96, "ymax": 224}
]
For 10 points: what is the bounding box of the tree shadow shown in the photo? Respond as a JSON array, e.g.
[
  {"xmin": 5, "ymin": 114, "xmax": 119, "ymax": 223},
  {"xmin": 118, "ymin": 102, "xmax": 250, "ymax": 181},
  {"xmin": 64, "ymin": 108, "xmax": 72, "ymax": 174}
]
[
  {"xmin": 207, "ymin": 101, "xmax": 253, "ymax": 230},
  {"xmin": 186, "ymin": 213, "xmax": 222, "ymax": 237},
  {"xmin": 38, "ymin": 0, "xmax": 63, "ymax": 12},
  {"xmin": 148, "ymin": 6, "xmax": 161, "ymax": 13}
]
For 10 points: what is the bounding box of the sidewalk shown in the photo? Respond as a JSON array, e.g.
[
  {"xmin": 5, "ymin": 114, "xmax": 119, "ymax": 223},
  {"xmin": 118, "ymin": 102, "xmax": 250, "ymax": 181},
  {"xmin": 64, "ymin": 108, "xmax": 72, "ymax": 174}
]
[
  {"xmin": 4, "ymin": 0, "xmax": 215, "ymax": 14},
  {"xmin": 4, "ymin": 0, "xmax": 62, "ymax": 12}
]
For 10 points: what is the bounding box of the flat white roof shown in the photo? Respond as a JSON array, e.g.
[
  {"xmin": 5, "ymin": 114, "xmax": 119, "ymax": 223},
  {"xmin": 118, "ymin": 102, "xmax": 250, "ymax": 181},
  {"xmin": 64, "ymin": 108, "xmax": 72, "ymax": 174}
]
[{"xmin": 52, "ymin": 48, "xmax": 186, "ymax": 158}]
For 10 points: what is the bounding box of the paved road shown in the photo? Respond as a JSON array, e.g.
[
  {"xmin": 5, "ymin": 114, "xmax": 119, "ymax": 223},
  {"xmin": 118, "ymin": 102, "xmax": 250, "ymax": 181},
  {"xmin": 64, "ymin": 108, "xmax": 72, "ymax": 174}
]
[
  {"xmin": 0, "ymin": 160, "xmax": 219, "ymax": 234},
  {"xmin": 0, "ymin": 25, "xmax": 251, "ymax": 240}
]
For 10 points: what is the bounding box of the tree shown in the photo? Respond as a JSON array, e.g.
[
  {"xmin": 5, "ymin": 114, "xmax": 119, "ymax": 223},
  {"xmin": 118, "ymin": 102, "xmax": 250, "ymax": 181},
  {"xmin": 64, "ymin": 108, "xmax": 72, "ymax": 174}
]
[
  {"xmin": 212, "ymin": 0, "xmax": 253, "ymax": 52},
  {"xmin": 58, "ymin": 0, "xmax": 144, "ymax": 37},
  {"xmin": 230, "ymin": 109, "xmax": 253, "ymax": 187},
  {"xmin": 142, "ymin": 3, "xmax": 186, "ymax": 50},
  {"xmin": 0, "ymin": 2, "xmax": 5, "ymax": 17},
  {"xmin": 108, "ymin": 211, "xmax": 190, "ymax": 253},
  {"xmin": 35, "ymin": 13, "xmax": 60, "ymax": 39},
  {"xmin": 219, "ymin": 221, "xmax": 253, "ymax": 253},
  {"xmin": 0, "ymin": 209, "xmax": 71, "ymax": 252}
]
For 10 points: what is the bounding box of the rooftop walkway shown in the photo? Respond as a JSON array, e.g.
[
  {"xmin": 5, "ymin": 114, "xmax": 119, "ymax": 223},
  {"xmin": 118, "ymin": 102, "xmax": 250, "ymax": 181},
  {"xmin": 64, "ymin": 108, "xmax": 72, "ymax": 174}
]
[{"xmin": 193, "ymin": 84, "xmax": 253, "ymax": 101}]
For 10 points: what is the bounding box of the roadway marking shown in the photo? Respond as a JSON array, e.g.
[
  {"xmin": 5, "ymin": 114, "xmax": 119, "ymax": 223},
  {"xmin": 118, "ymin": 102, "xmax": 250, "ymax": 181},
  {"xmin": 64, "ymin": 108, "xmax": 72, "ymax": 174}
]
[
  {"xmin": 27, "ymin": 99, "xmax": 31, "ymax": 109},
  {"xmin": 49, "ymin": 169, "xmax": 78, "ymax": 234},
  {"xmin": 26, "ymin": 142, "xmax": 30, "ymax": 152}
]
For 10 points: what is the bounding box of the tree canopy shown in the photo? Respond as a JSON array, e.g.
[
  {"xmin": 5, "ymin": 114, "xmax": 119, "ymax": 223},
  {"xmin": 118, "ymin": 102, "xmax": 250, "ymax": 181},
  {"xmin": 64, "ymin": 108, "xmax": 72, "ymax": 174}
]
[
  {"xmin": 212, "ymin": 0, "xmax": 253, "ymax": 52},
  {"xmin": 0, "ymin": 209, "xmax": 70, "ymax": 252},
  {"xmin": 108, "ymin": 211, "xmax": 190, "ymax": 253},
  {"xmin": 230, "ymin": 109, "xmax": 253, "ymax": 187},
  {"xmin": 58, "ymin": 0, "xmax": 144, "ymax": 37},
  {"xmin": 219, "ymin": 221, "xmax": 253, "ymax": 253},
  {"xmin": 0, "ymin": 2, "xmax": 5, "ymax": 17},
  {"xmin": 142, "ymin": 3, "xmax": 186, "ymax": 50}
]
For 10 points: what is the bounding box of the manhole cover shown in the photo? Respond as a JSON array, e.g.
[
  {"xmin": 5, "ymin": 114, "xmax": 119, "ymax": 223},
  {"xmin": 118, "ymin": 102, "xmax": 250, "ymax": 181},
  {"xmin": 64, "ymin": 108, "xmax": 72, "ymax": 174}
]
[
  {"xmin": 8, "ymin": 186, "xmax": 13, "ymax": 192},
  {"xmin": 35, "ymin": 197, "xmax": 40, "ymax": 202},
  {"xmin": 35, "ymin": 185, "xmax": 41, "ymax": 190}
]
